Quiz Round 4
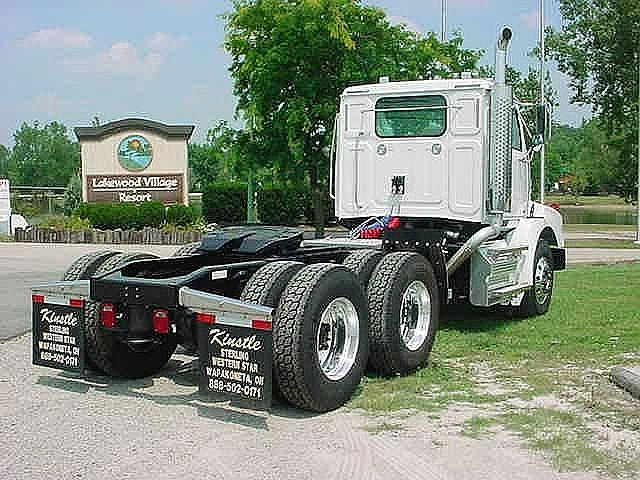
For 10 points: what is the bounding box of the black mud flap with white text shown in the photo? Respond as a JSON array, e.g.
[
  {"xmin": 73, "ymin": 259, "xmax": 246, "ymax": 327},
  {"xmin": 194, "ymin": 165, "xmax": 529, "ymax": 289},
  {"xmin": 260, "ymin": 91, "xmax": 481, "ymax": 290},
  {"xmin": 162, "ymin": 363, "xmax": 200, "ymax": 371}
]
[
  {"xmin": 197, "ymin": 315, "xmax": 272, "ymax": 410},
  {"xmin": 32, "ymin": 294, "xmax": 85, "ymax": 373}
]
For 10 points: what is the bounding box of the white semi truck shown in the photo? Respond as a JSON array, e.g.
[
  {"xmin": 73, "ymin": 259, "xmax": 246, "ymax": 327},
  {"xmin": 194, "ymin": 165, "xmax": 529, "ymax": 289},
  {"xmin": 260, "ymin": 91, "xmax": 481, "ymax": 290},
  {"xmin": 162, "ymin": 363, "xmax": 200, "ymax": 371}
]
[{"xmin": 31, "ymin": 27, "xmax": 564, "ymax": 412}]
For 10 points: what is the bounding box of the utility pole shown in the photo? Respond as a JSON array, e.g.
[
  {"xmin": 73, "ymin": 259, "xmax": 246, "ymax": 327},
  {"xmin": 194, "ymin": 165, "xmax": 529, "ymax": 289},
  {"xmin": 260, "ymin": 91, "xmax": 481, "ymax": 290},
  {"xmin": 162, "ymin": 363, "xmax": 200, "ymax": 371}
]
[
  {"xmin": 636, "ymin": 52, "xmax": 640, "ymax": 244},
  {"xmin": 441, "ymin": 0, "xmax": 447, "ymax": 42},
  {"xmin": 539, "ymin": 0, "xmax": 546, "ymax": 204}
]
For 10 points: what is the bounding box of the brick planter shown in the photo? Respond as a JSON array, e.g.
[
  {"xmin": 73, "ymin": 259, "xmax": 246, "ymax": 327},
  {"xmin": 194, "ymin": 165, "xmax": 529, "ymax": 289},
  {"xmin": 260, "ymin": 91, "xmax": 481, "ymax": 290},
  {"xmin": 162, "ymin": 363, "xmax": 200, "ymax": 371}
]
[{"xmin": 14, "ymin": 227, "xmax": 203, "ymax": 245}]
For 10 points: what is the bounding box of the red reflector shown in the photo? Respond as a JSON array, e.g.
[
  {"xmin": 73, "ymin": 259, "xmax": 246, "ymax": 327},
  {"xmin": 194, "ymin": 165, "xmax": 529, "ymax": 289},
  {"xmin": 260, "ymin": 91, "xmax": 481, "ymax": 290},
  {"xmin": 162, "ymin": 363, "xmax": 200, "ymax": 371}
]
[
  {"xmin": 548, "ymin": 202, "xmax": 561, "ymax": 212},
  {"xmin": 251, "ymin": 319, "xmax": 272, "ymax": 331},
  {"xmin": 196, "ymin": 312, "xmax": 216, "ymax": 324},
  {"xmin": 99, "ymin": 303, "xmax": 116, "ymax": 328},
  {"xmin": 69, "ymin": 299, "xmax": 84, "ymax": 308},
  {"xmin": 387, "ymin": 217, "xmax": 401, "ymax": 229},
  {"xmin": 152, "ymin": 309, "xmax": 170, "ymax": 334},
  {"xmin": 32, "ymin": 294, "xmax": 45, "ymax": 304}
]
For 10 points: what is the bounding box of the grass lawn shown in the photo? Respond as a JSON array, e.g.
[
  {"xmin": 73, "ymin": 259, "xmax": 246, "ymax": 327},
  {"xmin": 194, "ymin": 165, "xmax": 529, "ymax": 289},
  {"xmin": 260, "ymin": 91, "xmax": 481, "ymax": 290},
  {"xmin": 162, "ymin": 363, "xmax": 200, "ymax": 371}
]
[
  {"xmin": 350, "ymin": 263, "xmax": 640, "ymax": 476},
  {"xmin": 566, "ymin": 239, "xmax": 640, "ymax": 249},
  {"xmin": 547, "ymin": 194, "xmax": 632, "ymax": 207},
  {"xmin": 565, "ymin": 224, "xmax": 636, "ymax": 233}
]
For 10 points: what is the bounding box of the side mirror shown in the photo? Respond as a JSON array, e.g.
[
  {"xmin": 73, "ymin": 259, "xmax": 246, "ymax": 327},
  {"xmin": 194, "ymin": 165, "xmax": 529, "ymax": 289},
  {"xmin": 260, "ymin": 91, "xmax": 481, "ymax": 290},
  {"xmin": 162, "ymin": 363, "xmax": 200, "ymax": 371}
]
[{"xmin": 536, "ymin": 104, "xmax": 547, "ymax": 138}]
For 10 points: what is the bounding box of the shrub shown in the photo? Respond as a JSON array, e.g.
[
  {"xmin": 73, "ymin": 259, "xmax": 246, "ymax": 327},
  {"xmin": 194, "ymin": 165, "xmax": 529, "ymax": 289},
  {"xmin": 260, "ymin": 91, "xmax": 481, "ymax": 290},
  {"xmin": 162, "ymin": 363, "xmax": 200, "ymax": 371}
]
[
  {"xmin": 75, "ymin": 201, "xmax": 166, "ymax": 230},
  {"xmin": 257, "ymin": 184, "xmax": 308, "ymax": 225},
  {"xmin": 166, "ymin": 204, "xmax": 198, "ymax": 227},
  {"xmin": 63, "ymin": 171, "xmax": 82, "ymax": 216},
  {"xmin": 39, "ymin": 215, "xmax": 91, "ymax": 231},
  {"xmin": 135, "ymin": 201, "xmax": 165, "ymax": 228},
  {"xmin": 202, "ymin": 182, "xmax": 247, "ymax": 224},
  {"xmin": 304, "ymin": 189, "xmax": 335, "ymax": 226}
]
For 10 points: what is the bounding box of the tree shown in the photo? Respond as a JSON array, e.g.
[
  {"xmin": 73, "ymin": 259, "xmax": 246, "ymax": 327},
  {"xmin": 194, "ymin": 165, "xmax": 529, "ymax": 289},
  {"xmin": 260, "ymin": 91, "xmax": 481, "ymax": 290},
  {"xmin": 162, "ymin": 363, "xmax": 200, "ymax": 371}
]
[
  {"xmin": 0, "ymin": 145, "xmax": 8, "ymax": 179},
  {"xmin": 224, "ymin": 0, "xmax": 482, "ymax": 236},
  {"xmin": 546, "ymin": 0, "xmax": 640, "ymax": 200},
  {"xmin": 188, "ymin": 121, "xmax": 241, "ymax": 191},
  {"xmin": 9, "ymin": 121, "xmax": 80, "ymax": 187}
]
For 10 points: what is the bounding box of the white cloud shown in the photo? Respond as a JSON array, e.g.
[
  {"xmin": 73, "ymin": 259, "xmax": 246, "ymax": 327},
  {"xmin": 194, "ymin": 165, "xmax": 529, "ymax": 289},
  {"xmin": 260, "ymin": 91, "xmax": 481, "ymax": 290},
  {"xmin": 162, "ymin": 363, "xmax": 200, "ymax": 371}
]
[
  {"xmin": 388, "ymin": 15, "xmax": 422, "ymax": 34},
  {"xmin": 64, "ymin": 41, "xmax": 167, "ymax": 75},
  {"xmin": 146, "ymin": 32, "xmax": 186, "ymax": 52},
  {"xmin": 18, "ymin": 27, "xmax": 92, "ymax": 49}
]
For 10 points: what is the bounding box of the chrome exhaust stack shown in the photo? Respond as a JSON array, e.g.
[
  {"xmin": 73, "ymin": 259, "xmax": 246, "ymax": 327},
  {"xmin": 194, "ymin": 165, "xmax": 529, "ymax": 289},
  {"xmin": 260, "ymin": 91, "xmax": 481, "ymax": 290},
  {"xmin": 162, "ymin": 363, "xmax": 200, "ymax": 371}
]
[{"xmin": 488, "ymin": 26, "xmax": 514, "ymax": 218}]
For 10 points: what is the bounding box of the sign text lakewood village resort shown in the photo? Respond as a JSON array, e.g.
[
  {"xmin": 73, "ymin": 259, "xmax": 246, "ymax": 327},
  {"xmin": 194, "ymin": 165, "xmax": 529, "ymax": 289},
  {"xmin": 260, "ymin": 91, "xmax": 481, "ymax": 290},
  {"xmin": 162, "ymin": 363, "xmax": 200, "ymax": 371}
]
[{"xmin": 75, "ymin": 119, "xmax": 194, "ymax": 205}]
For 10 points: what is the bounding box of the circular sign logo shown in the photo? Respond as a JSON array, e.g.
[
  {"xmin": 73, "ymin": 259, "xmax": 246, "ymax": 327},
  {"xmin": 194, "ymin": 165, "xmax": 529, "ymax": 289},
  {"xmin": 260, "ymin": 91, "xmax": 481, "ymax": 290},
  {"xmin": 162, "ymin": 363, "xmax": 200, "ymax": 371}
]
[{"xmin": 117, "ymin": 135, "xmax": 153, "ymax": 171}]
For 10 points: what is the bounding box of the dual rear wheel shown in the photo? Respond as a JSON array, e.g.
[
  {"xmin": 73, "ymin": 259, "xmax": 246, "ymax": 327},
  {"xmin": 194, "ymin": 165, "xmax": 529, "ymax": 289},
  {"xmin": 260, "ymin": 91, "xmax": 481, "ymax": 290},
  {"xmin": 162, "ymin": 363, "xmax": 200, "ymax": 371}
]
[{"xmin": 242, "ymin": 250, "xmax": 440, "ymax": 412}]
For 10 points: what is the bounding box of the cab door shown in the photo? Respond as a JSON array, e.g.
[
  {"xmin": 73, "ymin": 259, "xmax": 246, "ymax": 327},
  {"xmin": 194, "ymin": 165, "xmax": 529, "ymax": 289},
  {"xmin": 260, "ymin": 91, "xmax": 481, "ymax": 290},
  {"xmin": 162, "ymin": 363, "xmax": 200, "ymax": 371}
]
[{"xmin": 510, "ymin": 107, "xmax": 530, "ymax": 217}]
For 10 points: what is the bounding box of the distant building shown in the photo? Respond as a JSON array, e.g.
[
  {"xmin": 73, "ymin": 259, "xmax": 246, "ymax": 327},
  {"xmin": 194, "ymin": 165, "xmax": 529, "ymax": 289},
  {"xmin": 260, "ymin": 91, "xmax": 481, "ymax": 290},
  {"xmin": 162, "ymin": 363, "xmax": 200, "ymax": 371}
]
[{"xmin": 74, "ymin": 118, "xmax": 194, "ymax": 205}]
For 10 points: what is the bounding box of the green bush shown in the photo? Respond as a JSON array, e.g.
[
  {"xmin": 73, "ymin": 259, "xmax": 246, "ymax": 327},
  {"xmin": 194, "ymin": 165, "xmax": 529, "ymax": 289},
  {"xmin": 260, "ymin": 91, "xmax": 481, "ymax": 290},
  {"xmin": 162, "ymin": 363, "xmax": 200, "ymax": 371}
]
[
  {"xmin": 202, "ymin": 182, "xmax": 247, "ymax": 224},
  {"xmin": 166, "ymin": 204, "xmax": 198, "ymax": 227},
  {"xmin": 305, "ymin": 189, "xmax": 335, "ymax": 225},
  {"xmin": 257, "ymin": 184, "xmax": 308, "ymax": 225},
  {"xmin": 135, "ymin": 202, "xmax": 165, "ymax": 228},
  {"xmin": 75, "ymin": 202, "xmax": 166, "ymax": 230},
  {"xmin": 39, "ymin": 215, "xmax": 91, "ymax": 231},
  {"xmin": 63, "ymin": 171, "xmax": 82, "ymax": 216}
]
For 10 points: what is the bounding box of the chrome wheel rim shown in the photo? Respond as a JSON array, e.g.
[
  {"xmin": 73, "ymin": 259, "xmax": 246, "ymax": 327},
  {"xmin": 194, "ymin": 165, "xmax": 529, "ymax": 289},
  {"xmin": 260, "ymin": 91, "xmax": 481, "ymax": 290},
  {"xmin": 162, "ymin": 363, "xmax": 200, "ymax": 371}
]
[
  {"xmin": 316, "ymin": 297, "xmax": 360, "ymax": 381},
  {"xmin": 534, "ymin": 256, "xmax": 553, "ymax": 305},
  {"xmin": 400, "ymin": 280, "xmax": 431, "ymax": 351}
]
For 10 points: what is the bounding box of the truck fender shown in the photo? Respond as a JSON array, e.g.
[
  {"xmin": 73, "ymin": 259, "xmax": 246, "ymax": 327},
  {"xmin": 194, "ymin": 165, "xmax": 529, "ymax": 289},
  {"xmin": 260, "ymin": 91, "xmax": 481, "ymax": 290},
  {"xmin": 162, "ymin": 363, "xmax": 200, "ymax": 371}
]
[{"xmin": 506, "ymin": 202, "xmax": 564, "ymax": 287}]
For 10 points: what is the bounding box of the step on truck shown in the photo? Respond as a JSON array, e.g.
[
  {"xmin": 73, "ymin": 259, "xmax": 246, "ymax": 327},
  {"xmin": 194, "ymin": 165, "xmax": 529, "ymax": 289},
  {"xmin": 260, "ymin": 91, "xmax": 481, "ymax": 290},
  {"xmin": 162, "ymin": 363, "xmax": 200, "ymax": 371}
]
[{"xmin": 32, "ymin": 28, "xmax": 565, "ymax": 412}]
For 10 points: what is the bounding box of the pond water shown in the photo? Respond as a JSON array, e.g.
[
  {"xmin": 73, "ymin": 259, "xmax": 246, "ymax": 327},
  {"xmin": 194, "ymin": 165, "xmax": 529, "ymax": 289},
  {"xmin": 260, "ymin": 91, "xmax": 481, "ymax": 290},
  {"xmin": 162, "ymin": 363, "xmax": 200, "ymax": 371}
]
[{"xmin": 561, "ymin": 208, "xmax": 638, "ymax": 225}]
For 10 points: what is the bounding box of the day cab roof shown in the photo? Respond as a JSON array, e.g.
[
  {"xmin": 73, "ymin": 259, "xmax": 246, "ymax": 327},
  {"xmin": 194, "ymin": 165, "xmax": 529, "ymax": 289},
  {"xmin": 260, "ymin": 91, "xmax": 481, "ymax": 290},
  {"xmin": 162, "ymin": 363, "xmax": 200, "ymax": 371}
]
[{"xmin": 341, "ymin": 78, "xmax": 494, "ymax": 98}]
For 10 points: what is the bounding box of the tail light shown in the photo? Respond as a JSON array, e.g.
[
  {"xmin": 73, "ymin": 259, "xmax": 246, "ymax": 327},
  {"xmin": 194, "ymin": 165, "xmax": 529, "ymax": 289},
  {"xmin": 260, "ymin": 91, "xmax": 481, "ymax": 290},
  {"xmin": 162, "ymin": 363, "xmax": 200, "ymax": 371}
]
[
  {"xmin": 152, "ymin": 309, "xmax": 170, "ymax": 334},
  {"xmin": 387, "ymin": 217, "xmax": 401, "ymax": 229},
  {"xmin": 99, "ymin": 303, "xmax": 117, "ymax": 328}
]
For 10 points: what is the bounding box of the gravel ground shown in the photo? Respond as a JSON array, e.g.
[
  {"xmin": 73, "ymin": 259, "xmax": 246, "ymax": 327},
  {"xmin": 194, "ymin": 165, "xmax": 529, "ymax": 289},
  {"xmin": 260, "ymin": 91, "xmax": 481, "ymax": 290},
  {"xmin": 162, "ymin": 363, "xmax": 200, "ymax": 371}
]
[
  {"xmin": 0, "ymin": 242, "xmax": 633, "ymax": 479},
  {"xmin": 0, "ymin": 334, "xmax": 605, "ymax": 480}
]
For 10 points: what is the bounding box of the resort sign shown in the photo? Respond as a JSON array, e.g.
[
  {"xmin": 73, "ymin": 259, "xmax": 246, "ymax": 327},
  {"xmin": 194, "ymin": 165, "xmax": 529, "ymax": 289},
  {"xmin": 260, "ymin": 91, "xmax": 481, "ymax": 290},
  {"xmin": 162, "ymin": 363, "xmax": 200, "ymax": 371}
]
[
  {"xmin": 75, "ymin": 118, "xmax": 194, "ymax": 205},
  {"xmin": 86, "ymin": 174, "xmax": 183, "ymax": 203}
]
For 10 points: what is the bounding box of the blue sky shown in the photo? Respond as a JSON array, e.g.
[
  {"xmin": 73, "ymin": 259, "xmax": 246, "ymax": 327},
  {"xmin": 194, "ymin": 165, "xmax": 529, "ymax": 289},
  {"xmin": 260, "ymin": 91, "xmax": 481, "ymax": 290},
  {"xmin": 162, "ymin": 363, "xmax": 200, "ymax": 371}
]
[{"xmin": 0, "ymin": 0, "xmax": 591, "ymax": 146}]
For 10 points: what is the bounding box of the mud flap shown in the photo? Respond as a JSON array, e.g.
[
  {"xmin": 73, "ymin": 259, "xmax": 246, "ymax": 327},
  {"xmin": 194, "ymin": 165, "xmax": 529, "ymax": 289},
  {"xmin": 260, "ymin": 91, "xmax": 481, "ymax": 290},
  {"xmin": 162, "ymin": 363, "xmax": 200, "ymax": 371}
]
[
  {"xmin": 179, "ymin": 287, "xmax": 274, "ymax": 409},
  {"xmin": 31, "ymin": 281, "xmax": 90, "ymax": 374}
]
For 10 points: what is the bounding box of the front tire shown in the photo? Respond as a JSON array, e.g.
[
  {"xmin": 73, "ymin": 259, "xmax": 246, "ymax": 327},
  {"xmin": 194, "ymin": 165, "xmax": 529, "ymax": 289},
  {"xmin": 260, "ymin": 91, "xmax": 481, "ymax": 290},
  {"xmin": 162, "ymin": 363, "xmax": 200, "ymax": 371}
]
[
  {"xmin": 367, "ymin": 252, "xmax": 440, "ymax": 376},
  {"xmin": 274, "ymin": 264, "xmax": 369, "ymax": 412},
  {"xmin": 518, "ymin": 240, "xmax": 554, "ymax": 317},
  {"xmin": 85, "ymin": 252, "xmax": 177, "ymax": 378}
]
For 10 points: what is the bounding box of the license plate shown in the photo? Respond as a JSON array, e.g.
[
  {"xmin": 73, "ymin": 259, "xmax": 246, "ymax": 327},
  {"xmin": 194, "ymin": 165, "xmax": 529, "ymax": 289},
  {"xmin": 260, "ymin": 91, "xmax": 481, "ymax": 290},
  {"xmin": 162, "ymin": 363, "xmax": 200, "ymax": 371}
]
[{"xmin": 32, "ymin": 295, "xmax": 85, "ymax": 373}]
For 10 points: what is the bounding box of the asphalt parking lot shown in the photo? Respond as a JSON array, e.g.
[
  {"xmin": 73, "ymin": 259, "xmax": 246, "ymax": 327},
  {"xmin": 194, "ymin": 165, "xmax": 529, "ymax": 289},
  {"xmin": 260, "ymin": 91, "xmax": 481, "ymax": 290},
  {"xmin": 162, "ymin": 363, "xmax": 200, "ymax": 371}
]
[{"xmin": 1, "ymin": 242, "xmax": 637, "ymax": 480}]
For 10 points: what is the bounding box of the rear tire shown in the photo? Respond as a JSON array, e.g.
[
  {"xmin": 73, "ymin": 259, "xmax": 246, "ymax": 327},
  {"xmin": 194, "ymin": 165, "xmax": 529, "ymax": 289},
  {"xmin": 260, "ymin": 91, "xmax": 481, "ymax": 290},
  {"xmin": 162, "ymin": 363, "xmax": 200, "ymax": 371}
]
[
  {"xmin": 240, "ymin": 261, "xmax": 305, "ymax": 404},
  {"xmin": 172, "ymin": 242, "xmax": 202, "ymax": 257},
  {"xmin": 274, "ymin": 264, "xmax": 368, "ymax": 412},
  {"xmin": 367, "ymin": 252, "xmax": 440, "ymax": 376},
  {"xmin": 342, "ymin": 249, "xmax": 385, "ymax": 291},
  {"xmin": 61, "ymin": 250, "xmax": 120, "ymax": 281},
  {"xmin": 61, "ymin": 250, "xmax": 120, "ymax": 372},
  {"xmin": 240, "ymin": 261, "xmax": 305, "ymax": 308},
  {"xmin": 85, "ymin": 252, "xmax": 177, "ymax": 378},
  {"xmin": 518, "ymin": 240, "xmax": 554, "ymax": 317}
]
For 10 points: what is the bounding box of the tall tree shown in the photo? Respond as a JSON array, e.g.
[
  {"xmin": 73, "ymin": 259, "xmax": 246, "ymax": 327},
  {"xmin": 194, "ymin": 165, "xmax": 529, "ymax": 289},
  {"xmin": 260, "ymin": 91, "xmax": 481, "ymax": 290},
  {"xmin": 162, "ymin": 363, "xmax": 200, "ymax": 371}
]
[
  {"xmin": 9, "ymin": 122, "xmax": 80, "ymax": 187},
  {"xmin": 546, "ymin": 0, "xmax": 640, "ymax": 200},
  {"xmin": 224, "ymin": 0, "xmax": 481, "ymax": 236},
  {"xmin": 188, "ymin": 121, "xmax": 240, "ymax": 191},
  {"xmin": 0, "ymin": 145, "xmax": 9, "ymax": 179}
]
